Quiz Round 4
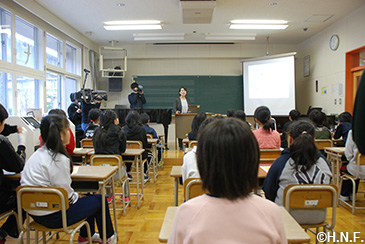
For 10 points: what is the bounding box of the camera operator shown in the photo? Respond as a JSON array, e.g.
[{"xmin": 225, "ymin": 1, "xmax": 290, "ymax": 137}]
[
  {"xmin": 81, "ymin": 97, "xmax": 101, "ymax": 131},
  {"xmin": 128, "ymin": 82, "xmax": 146, "ymax": 109},
  {"xmin": 67, "ymin": 93, "xmax": 83, "ymax": 147}
]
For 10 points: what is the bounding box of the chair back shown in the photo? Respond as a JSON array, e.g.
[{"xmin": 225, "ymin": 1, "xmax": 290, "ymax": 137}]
[
  {"xmin": 146, "ymin": 134, "xmax": 153, "ymax": 139},
  {"xmin": 81, "ymin": 138, "xmax": 94, "ymax": 148},
  {"xmin": 354, "ymin": 152, "xmax": 365, "ymax": 179},
  {"xmin": 126, "ymin": 140, "xmax": 143, "ymax": 149},
  {"xmin": 188, "ymin": 140, "xmax": 198, "ymax": 148},
  {"xmin": 283, "ymin": 184, "xmax": 337, "ymax": 229},
  {"xmin": 314, "ymin": 139, "xmax": 333, "ymax": 150},
  {"xmin": 16, "ymin": 186, "xmax": 71, "ymax": 233},
  {"xmin": 184, "ymin": 178, "xmax": 207, "ymax": 201},
  {"xmin": 90, "ymin": 154, "xmax": 124, "ymax": 179},
  {"xmin": 260, "ymin": 149, "xmax": 281, "ymax": 164}
]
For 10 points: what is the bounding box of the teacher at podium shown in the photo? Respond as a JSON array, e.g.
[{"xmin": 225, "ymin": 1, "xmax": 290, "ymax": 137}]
[{"xmin": 174, "ymin": 87, "xmax": 191, "ymax": 114}]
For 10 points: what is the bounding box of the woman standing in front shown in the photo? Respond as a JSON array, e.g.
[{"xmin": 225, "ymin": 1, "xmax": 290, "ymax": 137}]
[{"xmin": 174, "ymin": 87, "xmax": 190, "ymax": 114}]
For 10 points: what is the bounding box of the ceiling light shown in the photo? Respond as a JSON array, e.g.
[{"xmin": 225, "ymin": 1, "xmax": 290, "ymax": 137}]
[
  {"xmin": 229, "ymin": 24, "xmax": 288, "ymax": 30},
  {"xmin": 104, "ymin": 25, "xmax": 161, "ymax": 30},
  {"xmin": 231, "ymin": 20, "xmax": 288, "ymax": 24},
  {"xmin": 104, "ymin": 20, "xmax": 162, "ymax": 30}
]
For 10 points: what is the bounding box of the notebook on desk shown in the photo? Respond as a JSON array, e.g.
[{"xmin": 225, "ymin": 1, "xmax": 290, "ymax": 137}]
[{"xmin": 188, "ymin": 105, "xmax": 200, "ymax": 113}]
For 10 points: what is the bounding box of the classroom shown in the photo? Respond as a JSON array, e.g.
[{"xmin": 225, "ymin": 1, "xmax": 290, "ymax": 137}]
[{"xmin": 0, "ymin": 0, "xmax": 365, "ymax": 243}]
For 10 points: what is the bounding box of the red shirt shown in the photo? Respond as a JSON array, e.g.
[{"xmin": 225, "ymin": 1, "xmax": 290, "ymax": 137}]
[{"xmin": 39, "ymin": 128, "xmax": 75, "ymax": 155}]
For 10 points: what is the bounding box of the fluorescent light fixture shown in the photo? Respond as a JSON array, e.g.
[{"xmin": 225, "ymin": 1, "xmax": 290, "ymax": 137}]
[
  {"xmin": 231, "ymin": 19, "xmax": 288, "ymax": 24},
  {"xmin": 133, "ymin": 33, "xmax": 185, "ymax": 41},
  {"xmin": 104, "ymin": 25, "xmax": 161, "ymax": 30},
  {"xmin": 104, "ymin": 20, "xmax": 161, "ymax": 25},
  {"xmin": 205, "ymin": 34, "xmax": 256, "ymax": 41},
  {"xmin": 229, "ymin": 24, "xmax": 288, "ymax": 30},
  {"xmin": 104, "ymin": 20, "xmax": 162, "ymax": 30}
]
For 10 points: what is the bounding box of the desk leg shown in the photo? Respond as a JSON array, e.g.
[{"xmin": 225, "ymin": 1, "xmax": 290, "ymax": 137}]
[
  {"xmin": 111, "ymin": 179, "xmax": 118, "ymax": 239},
  {"xmin": 174, "ymin": 177, "xmax": 179, "ymax": 206},
  {"xmin": 101, "ymin": 180, "xmax": 106, "ymax": 244},
  {"xmin": 140, "ymin": 155, "xmax": 144, "ymax": 200},
  {"xmin": 136, "ymin": 155, "xmax": 140, "ymax": 209}
]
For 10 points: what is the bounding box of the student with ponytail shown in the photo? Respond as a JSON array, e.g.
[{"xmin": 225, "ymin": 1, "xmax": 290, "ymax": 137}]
[
  {"xmin": 21, "ymin": 114, "xmax": 117, "ymax": 244},
  {"xmin": 263, "ymin": 120, "xmax": 332, "ymax": 223},
  {"xmin": 252, "ymin": 106, "xmax": 280, "ymax": 149}
]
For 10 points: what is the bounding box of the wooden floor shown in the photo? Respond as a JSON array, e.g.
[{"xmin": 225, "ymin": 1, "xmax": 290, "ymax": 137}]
[{"xmin": 2, "ymin": 147, "xmax": 365, "ymax": 243}]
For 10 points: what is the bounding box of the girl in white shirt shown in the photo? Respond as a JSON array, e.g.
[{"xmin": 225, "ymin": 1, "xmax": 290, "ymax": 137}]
[{"xmin": 21, "ymin": 114, "xmax": 116, "ymax": 244}]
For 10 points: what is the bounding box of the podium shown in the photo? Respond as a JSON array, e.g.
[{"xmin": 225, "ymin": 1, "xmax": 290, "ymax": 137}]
[{"xmin": 175, "ymin": 113, "xmax": 197, "ymax": 149}]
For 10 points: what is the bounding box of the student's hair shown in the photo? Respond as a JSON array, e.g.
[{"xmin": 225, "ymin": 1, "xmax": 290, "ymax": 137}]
[
  {"xmin": 289, "ymin": 120, "xmax": 318, "ymax": 172},
  {"xmin": 338, "ymin": 112, "xmax": 352, "ymax": 123},
  {"xmin": 254, "ymin": 106, "xmax": 273, "ymax": 132},
  {"xmin": 48, "ymin": 108, "xmax": 67, "ymax": 117},
  {"xmin": 125, "ymin": 110, "xmax": 142, "ymax": 128},
  {"xmin": 309, "ymin": 110, "xmax": 327, "ymax": 127},
  {"xmin": 93, "ymin": 110, "xmax": 117, "ymax": 149},
  {"xmin": 140, "ymin": 112, "xmax": 150, "ymax": 124},
  {"xmin": 197, "ymin": 117, "xmax": 221, "ymax": 140},
  {"xmin": 88, "ymin": 108, "xmax": 102, "ymax": 123},
  {"xmin": 191, "ymin": 112, "xmax": 206, "ymax": 137},
  {"xmin": 289, "ymin": 109, "xmax": 300, "ymax": 120},
  {"xmin": 197, "ymin": 118, "xmax": 259, "ymax": 200},
  {"xmin": 234, "ymin": 110, "xmax": 246, "ymax": 122},
  {"xmin": 0, "ymin": 104, "xmax": 9, "ymax": 123},
  {"xmin": 40, "ymin": 114, "xmax": 73, "ymax": 171},
  {"xmin": 178, "ymin": 87, "xmax": 187, "ymax": 94},
  {"xmin": 70, "ymin": 93, "xmax": 76, "ymax": 102},
  {"xmin": 226, "ymin": 109, "xmax": 235, "ymax": 117}
]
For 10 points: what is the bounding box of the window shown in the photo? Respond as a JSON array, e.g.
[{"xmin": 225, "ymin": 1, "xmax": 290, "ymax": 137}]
[
  {"xmin": 0, "ymin": 7, "xmax": 12, "ymax": 62},
  {"xmin": 15, "ymin": 16, "xmax": 43, "ymax": 70},
  {"xmin": 0, "ymin": 72, "xmax": 13, "ymax": 114},
  {"xmin": 46, "ymin": 72, "xmax": 61, "ymax": 111},
  {"xmin": 66, "ymin": 43, "xmax": 79, "ymax": 74},
  {"xmin": 46, "ymin": 33, "xmax": 63, "ymax": 68},
  {"xmin": 16, "ymin": 75, "xmax": 43, "ymax": 115},
  {"xmin": 65, "ymin": 77, "xmax": 77, "ymax": 109}
]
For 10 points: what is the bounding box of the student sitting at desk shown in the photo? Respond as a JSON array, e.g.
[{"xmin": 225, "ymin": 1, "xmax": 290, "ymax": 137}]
[
  {"xmin": 21, "ymin": 114, "xmax": 117, "ymax": 244},
  {"xmin": 93, "ymin": 110, "xmax": 127, "ymax": 203},
  {"xmin": 339, "ymin": 130, "xmax": 365, "ymax": 201},
  {"xmin": 140, "ymin": 112, "xmax": 161, "ymax": 163},
  {"xmin": 182, "ymin": 117, "xmax": 220, "ymax": 183},
  {"xmin": 333, "ymin": 111, "xmax": 352, "ymax": 144},
  {"xmin": 84, "ymin": 108, "xmax": 101, "ymax": 139},
  {"xmin": 252, "ymin": 106, "xmax": 280, "ymax": 149},
  {"xmin": 0, "ymin": 104, "xmax": 26, "ymax": 243},
  {"xmin": 169, "ymin": 118, "xmax": 286, "ymax": 243},
  {"xmin": 123, "ymin": 111, "xmax": 151, "ymax": 181},
  {"xmin": 308, "ymin": 110, "xmax": 331, "ymax": 139},
  {"xmin": 263, "ymin": 120, "xmax": 332, "ymax": 224},
  {"xmin": 281, "ymin": 109, "xmax": 300, "ymax": 148},
  {"xmin": 187, "ymin": 112, "xmax": 206, "ymax": 141}
]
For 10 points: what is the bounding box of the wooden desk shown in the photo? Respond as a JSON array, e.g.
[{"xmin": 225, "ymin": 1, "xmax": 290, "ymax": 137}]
[
  {"xmin": 4, "ymin": 166, "xmax": 118, "ymax": 244},
  {"xmin": 71, "ymin": 166, "xmax": 118, "ymax": 244},
  {"xmin": 158, "ymin": 206, "xmax": 310, "ymax": 243},
  {"xmin": 324, "ymin": 147, "xmax": 345, "ymax": 187},
  {"xmin": 71, "ymin": 148, "xmax": 94, "ymax": 164},
  {"xmin": 148, "ymin": 138, "xmax": 159, "ymax": 182},
  {"xmin": 170, "ymin": 165, "xmax": 269, "ymax": 206},
  {"xmin": 122, "ymin": 148, "xmax": 145, "ymax": 209}
]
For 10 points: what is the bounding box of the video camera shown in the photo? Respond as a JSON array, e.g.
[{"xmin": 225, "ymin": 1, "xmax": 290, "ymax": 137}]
[
  {"xmin": 74, "ymin": 89, "xmax": 107, "ymax": 104},
  {"xmin": 73, "ymin": 68, "xmax": 108, "ymax": 104}
]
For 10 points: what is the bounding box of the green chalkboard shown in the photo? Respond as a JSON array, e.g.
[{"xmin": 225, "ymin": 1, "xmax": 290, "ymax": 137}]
[{"xmin": 134, "ymin": 75, "xmax": 243, "ymax": 114}]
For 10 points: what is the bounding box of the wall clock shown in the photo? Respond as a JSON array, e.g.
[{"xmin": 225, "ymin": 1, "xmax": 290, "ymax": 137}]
[{"xmin": 330, "ymin": 34, "xmax": 339, "ymax": 51}]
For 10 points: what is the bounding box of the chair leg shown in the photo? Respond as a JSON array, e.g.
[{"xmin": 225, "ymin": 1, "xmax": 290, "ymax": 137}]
[
  {"xmin": 351, "ymin": 178, "xmax": 356, "ymax": 214},
  {"xmin": 42, "ymin": 231, "xmax": 46, "ymax": 244}
]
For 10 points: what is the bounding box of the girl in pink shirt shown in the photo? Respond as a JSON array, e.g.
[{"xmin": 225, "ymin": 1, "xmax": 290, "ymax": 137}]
[
  {"xmin": 253, "ymin": 106, "xmax": 281, "ymax": 149},
  {"xmin": 168, "ymin": 118, "xmax": 286, "ymax": 244}
]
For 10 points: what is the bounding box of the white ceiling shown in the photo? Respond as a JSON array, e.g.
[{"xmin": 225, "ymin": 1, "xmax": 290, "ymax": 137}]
[{"xmin": 34, "ymin": 0, "xmax": 365, "ymax": 46}]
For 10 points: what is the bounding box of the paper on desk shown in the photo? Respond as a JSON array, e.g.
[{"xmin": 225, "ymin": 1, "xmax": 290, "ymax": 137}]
[{"xmin": 71, "ymin": 166, "xmax": 79, "ymax": 175}]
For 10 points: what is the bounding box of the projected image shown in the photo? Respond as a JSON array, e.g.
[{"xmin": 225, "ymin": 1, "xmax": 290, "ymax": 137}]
[
  {"xmin": 243, "ymin": 55, "xmax": 295, "ymax": 115},
  {"xmin": 248, "ymin": 62, "xmax": 290, "ymax": 99}
]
